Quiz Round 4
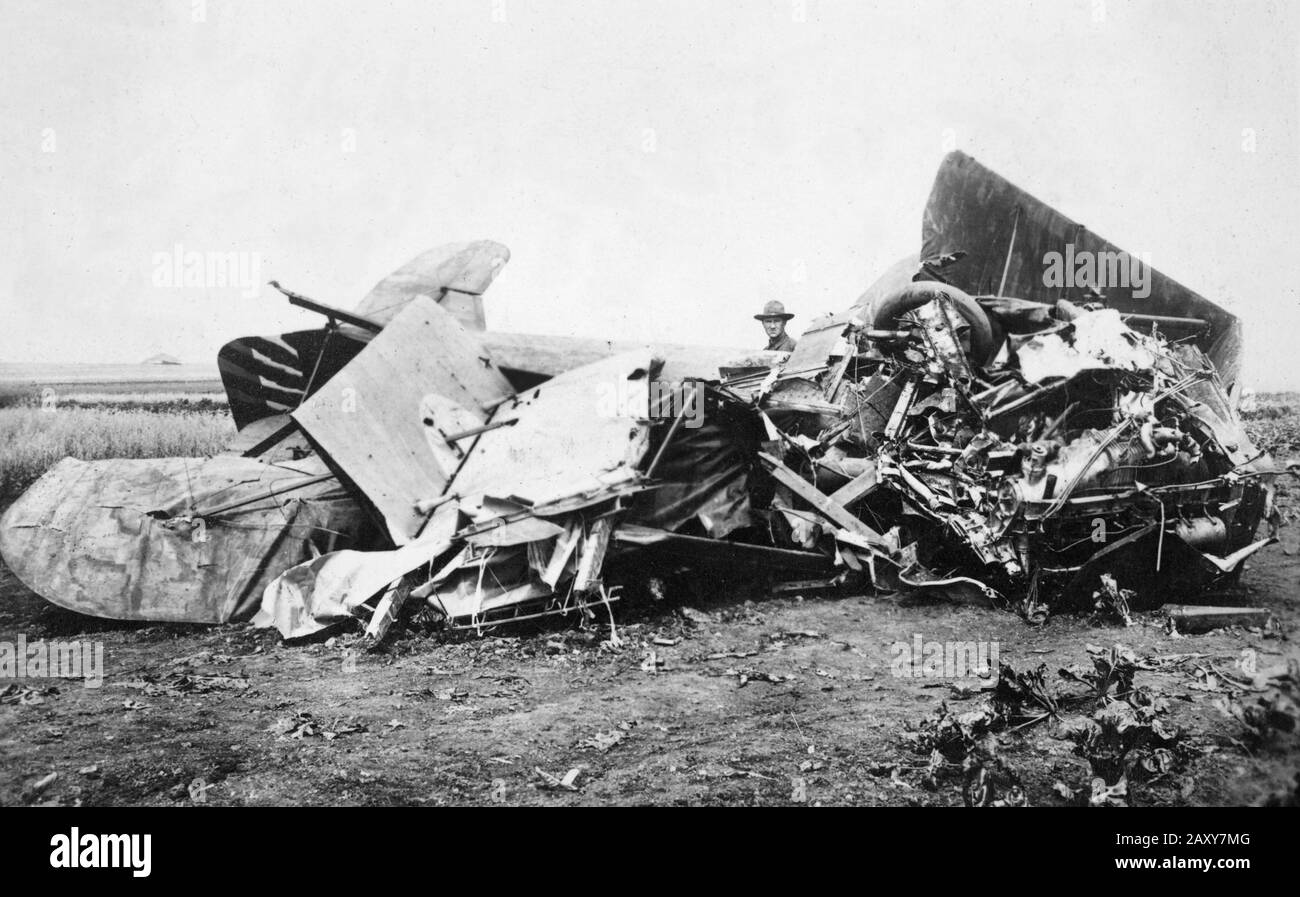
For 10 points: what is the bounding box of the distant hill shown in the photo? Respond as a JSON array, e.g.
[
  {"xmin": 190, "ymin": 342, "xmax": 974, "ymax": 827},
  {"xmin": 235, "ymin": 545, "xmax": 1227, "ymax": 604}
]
[{"xmin": 141, "ymin": 353, "xmax": 182, "ymax": 365}]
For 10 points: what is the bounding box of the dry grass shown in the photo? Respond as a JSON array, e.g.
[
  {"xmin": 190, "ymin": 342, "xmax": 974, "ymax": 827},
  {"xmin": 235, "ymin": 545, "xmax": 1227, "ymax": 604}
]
[{"xmin": 0, "ymin": 405, "xmax": 235, "ymax": 498}]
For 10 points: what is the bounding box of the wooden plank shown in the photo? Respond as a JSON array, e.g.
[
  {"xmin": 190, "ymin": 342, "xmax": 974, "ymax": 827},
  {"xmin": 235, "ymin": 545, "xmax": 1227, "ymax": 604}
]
[
  {"xmin": 883, "ymin": 377, "xmax": 918, "ymax": 439},
  {"xmin": 613, "ymin": 524, "xmax": 835, "ymax": 573},
  {"xmin": 573, "ymin": 517, "xmax": 614, "ymax": 593},
  {"xmin": 762, "ymin": 398, "xmax": 842, "ymax": 415},
  {"xmin": 542, "ymin": 518, "xmax": 583, "ymax": 588},
  {"xmin": 827, "ymin": 466, "xmax": 878, "ymax": 509},
  {"xmin": 362, "ymin": 581, "xmax": 410, "ymax": 647},
  {"xmin": 293, "ymin": 297, "xmax": 512, "ymax": 544},
  {"xmin": 757, "ymin": 451, "xmax": 887, "ymax": 546}
]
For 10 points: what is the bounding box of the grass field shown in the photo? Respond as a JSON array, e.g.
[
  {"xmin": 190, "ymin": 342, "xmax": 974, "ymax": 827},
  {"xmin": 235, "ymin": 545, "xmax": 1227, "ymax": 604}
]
[
  {"xmin": 0, "ymin": 365, "xmax": 235, "ymax": 498},
  {"xmin": 0, "ymin": 397, "xmax": 235, "ymax": 499}
]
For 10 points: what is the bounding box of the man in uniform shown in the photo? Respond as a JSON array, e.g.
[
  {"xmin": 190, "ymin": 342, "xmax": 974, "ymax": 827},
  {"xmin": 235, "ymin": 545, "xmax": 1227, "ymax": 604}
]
[{"xmin": 755, "ymin": 300, "xmax": 797, "ymax": 352}]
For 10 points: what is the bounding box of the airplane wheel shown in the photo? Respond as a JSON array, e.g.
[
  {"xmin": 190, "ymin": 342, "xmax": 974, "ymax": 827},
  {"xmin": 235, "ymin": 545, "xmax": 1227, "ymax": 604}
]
[{"xmin": 872, "ymin": 280, "xmax": 997, "ymax": 365}]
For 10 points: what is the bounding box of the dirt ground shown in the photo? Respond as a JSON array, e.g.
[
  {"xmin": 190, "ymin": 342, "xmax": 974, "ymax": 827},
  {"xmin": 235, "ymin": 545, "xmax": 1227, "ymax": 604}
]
[{"xmin": 2, "ymin": 486, "xmax": 1297, "ymax": 807}]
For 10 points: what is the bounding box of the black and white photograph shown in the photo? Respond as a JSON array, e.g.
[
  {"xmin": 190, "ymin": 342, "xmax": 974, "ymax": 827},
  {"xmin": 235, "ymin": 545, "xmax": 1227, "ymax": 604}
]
[{"xmin": 0, "ymin": 0, "xmax": 1297, "ymax": 848}]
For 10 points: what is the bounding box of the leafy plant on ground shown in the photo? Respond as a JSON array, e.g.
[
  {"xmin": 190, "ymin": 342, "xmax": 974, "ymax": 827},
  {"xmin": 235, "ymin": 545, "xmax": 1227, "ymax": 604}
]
[{"xmin": 903, "ymin": 644, "xmax": 1189, "ymax": 805}]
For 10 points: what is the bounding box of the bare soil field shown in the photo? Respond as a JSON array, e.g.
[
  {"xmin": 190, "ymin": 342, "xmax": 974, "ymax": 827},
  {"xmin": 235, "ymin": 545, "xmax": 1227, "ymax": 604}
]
[{"xmin": 0, "ymin": 394, "xmax": 1296, "ymax": 807}]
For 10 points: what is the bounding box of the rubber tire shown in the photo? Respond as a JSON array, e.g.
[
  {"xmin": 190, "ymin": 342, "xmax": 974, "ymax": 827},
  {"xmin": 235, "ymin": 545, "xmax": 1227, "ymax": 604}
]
[{"xmin": 871, "ymin": 280, "xmax": 997, "ymax": 365}]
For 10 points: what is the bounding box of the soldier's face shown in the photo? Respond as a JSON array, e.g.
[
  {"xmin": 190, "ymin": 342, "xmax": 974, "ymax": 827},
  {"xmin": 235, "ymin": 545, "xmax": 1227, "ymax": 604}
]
[{"xmin": 762, "ymin": 318, "xmax": 785, "ymax": 339}]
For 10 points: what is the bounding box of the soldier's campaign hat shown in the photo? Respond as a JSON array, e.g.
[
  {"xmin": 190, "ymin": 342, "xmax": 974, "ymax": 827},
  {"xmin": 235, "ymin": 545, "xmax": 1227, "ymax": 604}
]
[{"xmin": 754, "ymin": 300, "xmax": 794, "ymax": 321}]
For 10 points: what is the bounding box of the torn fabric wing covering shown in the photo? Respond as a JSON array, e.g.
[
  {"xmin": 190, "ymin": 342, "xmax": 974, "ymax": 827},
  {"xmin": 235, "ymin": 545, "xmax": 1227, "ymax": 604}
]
[
  {"xmin": 0, "ymin": 455, "xmax": 364, "ymax": 623},
  {"xmin": 628, "ymin": 392, "xmax": 756, "ymax": 538},
  {"xmin": 254, "ymin": 504, "xmax": 459, "ymax": 640},
  {"xmin": 450, "ymin": 351, "xmax": 655, "ymax": 514},
  {"xmin": 259, "ymin": 351, "xmax": 662, "ymax": 632},
  {"xmin": 920, "ymin": 150, "xmax": 1243, "ymax": 388},
  {"xmin": 424, "ymin": 352, "xmax": 657, "ymax": 625}
]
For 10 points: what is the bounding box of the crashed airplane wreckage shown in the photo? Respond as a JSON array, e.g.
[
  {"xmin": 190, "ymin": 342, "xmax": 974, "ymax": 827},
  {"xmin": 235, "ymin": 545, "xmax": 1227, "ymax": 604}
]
[{"xmin": 0, "ymin": 151, "xmax": 1280, "ymax": 638}]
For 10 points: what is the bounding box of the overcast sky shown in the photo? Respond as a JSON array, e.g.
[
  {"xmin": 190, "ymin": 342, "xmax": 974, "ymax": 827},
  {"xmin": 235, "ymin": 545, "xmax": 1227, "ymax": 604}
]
[{"xmin": 2, "ymin": 0, "xmax": 1298, "ymax": 387}]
